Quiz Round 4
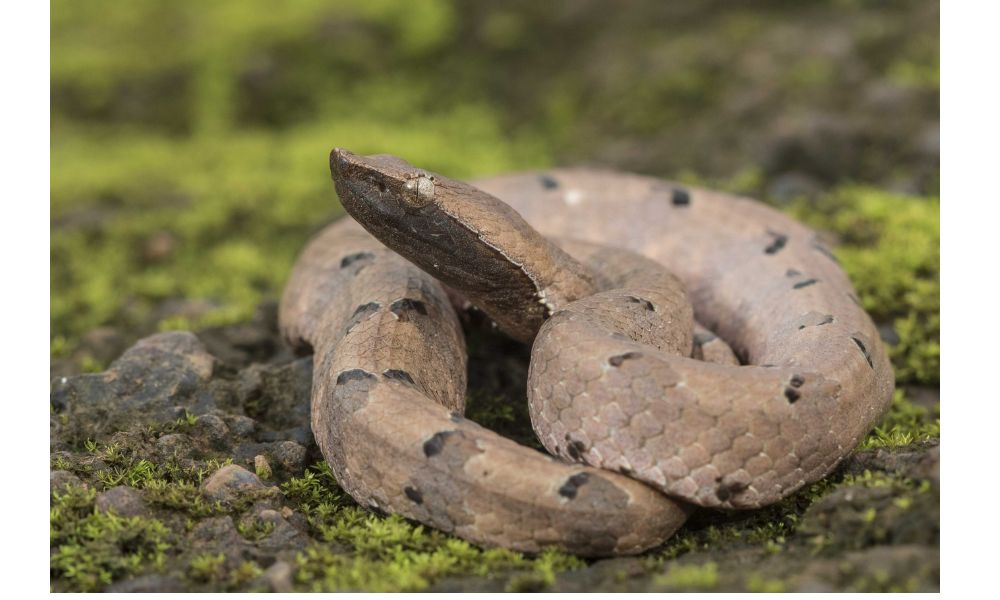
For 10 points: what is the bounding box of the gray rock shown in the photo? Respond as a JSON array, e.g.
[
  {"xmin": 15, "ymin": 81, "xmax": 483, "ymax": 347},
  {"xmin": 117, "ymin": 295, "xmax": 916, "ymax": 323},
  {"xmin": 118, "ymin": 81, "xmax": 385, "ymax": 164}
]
[
  {"xmin": 155, "ymin": 432, "xmax": 195, "ymax": 460},
  {"xmin": 271, "ymin": 440, "xmax": 308, "ymax": 474},
  {"xmin": 50, "ymin": 470, "xmax": 82, "ymax": 494},
  {"xmin": 201, "ymin": 464, "xmax": 266, "ymax": 503},
  {"xmin": 51, "ymin": 332, "xmax": 217, "ymax": 445},
  {"xmin": 95, "ymin": 486, "xmax": 148, "ymax": 517}
]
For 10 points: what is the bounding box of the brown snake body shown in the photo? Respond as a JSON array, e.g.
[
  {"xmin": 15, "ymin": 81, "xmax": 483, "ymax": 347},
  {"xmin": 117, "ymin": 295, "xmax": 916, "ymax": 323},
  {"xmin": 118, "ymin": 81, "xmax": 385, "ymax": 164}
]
[{"xmin": 278, "ymin": 150, "xmax": 894, "ymax": 556}]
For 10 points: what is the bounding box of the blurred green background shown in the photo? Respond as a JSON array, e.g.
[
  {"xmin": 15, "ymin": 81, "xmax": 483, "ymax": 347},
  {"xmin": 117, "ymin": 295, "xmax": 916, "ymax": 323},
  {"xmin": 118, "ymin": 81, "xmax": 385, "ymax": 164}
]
[{"xmin": 51, "ymin": 0, "xmax": 939, "ymax": 384}]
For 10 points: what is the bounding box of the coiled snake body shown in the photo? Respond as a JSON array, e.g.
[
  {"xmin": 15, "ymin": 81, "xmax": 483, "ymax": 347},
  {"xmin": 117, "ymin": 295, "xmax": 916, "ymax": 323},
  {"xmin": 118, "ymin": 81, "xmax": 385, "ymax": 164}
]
[{"xmin": 279, "ymin": 150, "xmax": 894, "ymax": 556}]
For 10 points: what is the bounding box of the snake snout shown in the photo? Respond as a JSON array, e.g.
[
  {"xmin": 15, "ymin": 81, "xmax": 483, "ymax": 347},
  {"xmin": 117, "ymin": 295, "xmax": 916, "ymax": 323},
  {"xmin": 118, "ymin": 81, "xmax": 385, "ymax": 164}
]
[{"xmin": 330, "ymin": 147, "xmax": 355, "ymax": 177}]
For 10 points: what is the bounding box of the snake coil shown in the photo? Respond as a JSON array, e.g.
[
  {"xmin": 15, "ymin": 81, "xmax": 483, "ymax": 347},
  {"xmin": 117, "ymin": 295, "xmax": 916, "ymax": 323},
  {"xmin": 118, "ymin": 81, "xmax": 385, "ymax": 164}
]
[{"xmin": 278, "ymin": 149, "xmax": 893, "ymax": 556}]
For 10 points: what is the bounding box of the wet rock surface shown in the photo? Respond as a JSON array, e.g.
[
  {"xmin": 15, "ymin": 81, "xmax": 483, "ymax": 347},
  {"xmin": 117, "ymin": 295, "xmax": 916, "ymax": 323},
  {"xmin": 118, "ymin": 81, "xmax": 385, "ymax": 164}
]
[{"xmin": 50, "ymin": 309, "xmax": 939, "ymax": 591}]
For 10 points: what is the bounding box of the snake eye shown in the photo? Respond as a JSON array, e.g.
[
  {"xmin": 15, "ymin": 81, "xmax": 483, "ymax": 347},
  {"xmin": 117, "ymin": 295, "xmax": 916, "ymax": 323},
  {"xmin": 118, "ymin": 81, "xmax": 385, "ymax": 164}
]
[{"xmin": 402, "ymin": 175, "xmax": 436, "ymax": 208}]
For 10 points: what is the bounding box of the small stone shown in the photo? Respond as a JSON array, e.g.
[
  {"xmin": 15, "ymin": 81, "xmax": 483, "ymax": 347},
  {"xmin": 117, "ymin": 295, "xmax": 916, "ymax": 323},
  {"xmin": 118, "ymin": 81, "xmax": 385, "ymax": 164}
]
[
  {"xmin": 201, "ymin": 464, "xmax": 266, "ymax": 503},
  {"xmin": 194, "ymin": 414, "xmax": 231, "ymax": 447},
  {"xmin": 50, "ymin": 470, "xmax": 82, "ymax": 494},
  {"xmin": 226, "ymin": 415, "xmax": 257, "ymax": 438},
  {"xmin": 271, "ymin": 440, "xmax": 307, "ymax": 474},
  {"xmin": 95, "ymin": 486, "xmax": 148, "ymax": 517},
  {"xmin": 254, "ymin": 455, "xmax": 273, "ymax": 480},
  {"xmin": 156, "ymin": 433, "xmax": 194, "ymax": 460}
]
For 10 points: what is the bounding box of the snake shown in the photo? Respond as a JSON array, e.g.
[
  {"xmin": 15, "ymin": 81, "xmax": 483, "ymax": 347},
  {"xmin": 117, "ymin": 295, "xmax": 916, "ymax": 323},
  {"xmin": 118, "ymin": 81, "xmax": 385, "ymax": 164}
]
[{"xmin": 278, "ymin": 149, "xmax": 894, "ymax": 556}]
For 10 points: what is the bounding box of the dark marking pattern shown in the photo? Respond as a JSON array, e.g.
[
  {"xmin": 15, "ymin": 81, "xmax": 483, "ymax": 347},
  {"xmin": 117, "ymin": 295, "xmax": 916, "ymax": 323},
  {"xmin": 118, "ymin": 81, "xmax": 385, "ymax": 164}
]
[
  {"xmin": 351, "ymin": 302, "xmax": 380, "ymax": 318},
  {"xmin": 389, "ymin": 298, "xmax": 429, "ymax": 321},
  {"xmin": 789, "ymin": 374, "xmax": 805, "ymax": 388},
  {"xmin": 798, "ymin": 314, "xmax": 834, "ymax": 330},
  {"xmin": 625, "ymin": 296, "xmax": 655, "ymax": 311},
  {"xmin": 449, "ymin": 411, "xmax": 463, "ymax": 423},
  {"xmin": 608, "ymin": 352, "xmax": 643, "ymax": 367},
  {"xmin": 715, "ymin": 479, "xmax": 748, "ymax": 502},
  {"xmin": 558, "ymin": 472, "xmax": 591, "ymax": 499},
  {"xmin": 786, "ymin": 269, "xmax": 801, "ymax": 277},
  {"xmin": 671, "ymin": 188, "xmax": 691, "ymax": 206},
  {"xmin": 383, "ymin": 369, "xmax": 416, "ymax": 385},
  {"xmin": 539, "ymin": 174, "xmax": 559, "ymax": 189},
  {"xmin": 404, "ymin": 486, "xmax": 423, "ymax": 504},
  {"xmin": 340, "ymin": 251, "xmax": 375, "ymax": 269},
  {"xmin": 423, "ymin": 430, "xmax": 456, "ymax": 457},
  {"xmin": 336, "ymin": 369, "xmax": 375, "ymax": 385},
  {"xmin": 764, "ymin": 231, "xmax": 788, "ymax": 254},
  {"xmin": 784, "ymin": 387, "xmax": 801, "ymax": 403},
  {"xmin": 851, "ymin": 336, "xmax": 875, "ymax": 369},
  {"xmin": 565, "ymin": 436, "xmax": 588, "ymax": 460},
  {"xmin": 793, "ymin": 278, "xmax": 818, "ymax": 289}
]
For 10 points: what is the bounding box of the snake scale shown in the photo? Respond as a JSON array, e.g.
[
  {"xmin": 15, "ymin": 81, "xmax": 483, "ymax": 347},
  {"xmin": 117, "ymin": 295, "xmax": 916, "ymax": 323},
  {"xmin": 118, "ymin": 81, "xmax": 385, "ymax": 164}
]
[{"xmin": 278, "ymin": 149, "xmax": 894, "ymax": 556}]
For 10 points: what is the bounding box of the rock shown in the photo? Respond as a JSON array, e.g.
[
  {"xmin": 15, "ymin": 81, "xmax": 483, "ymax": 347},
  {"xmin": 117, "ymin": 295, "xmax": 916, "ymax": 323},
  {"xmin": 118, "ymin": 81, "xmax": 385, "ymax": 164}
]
[
  {"xmin": 254, "ymin": 455, "xmax": 273, "ymax": 480},
  {"xmin": 187, "ymin": 516, "xmax": 249, "ymax": 560},
  {"xmin": 50, "ymin": 470, "xmax": 82, "ymax": 494},
  {"xmin": 51, "ymin": 332, "xmax": 218, "ymax": 445},
  {"xmin": 250, "ymin": 507, "xmax": 308, "ymax": 551},
  {"xmin": 95, "ymin": 486, "xmax": 149, "ymax": 517},
  {"xmin": 841, "ymin": 441, "xmax": 939, "ymax": 487},
  {"xmin": 193, "ymin": 414, "xmax": 232, "ymax": 448},
  {"xmin": 270, "ymin": 440, "xmax": 308, "ymax": 475},
  {"xmin": 155, "ymin": 433, "xmax": 195, "ymax": 461},
  {"xmin": 201, "ymin": 464, "xmax": 266, "ymax": 503}
]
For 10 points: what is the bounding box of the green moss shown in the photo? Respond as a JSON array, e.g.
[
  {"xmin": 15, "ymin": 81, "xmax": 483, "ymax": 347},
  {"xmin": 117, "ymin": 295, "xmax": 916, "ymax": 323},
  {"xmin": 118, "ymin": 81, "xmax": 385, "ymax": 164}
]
[
  {"xmin": 860, "ymin": 389, "xmax": 939, "ymax": 450},
  {"xmin": 746, "ymin": 573, "xmax": 787, "ymax": 592},
  {"xmin": 653, "ymin": 561, "xmax": 719, "ymax": 591},
  {"xmin": 51, "ymin": 485, "xmax": 172, "ymax": 591}
]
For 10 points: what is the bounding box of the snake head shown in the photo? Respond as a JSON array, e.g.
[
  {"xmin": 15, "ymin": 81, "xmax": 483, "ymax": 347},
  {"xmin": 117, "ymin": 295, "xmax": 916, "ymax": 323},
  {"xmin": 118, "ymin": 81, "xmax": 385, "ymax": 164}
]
[{"xmin": 330, "ymin": 148, "xmax": 438, "ymax": 218}]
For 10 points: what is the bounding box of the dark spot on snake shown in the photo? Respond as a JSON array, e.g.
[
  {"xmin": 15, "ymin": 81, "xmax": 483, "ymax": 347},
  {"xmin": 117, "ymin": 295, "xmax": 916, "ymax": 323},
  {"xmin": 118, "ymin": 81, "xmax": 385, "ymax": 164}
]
[
  {"xmin": 539, "ymin": 174, "xmax": 559, "ymax": 189},
  {"xmin": 790, "ymin": 374, "xmax": 805, "ymax": 388},
  {"xmin": 423, "ymin": 430, "xmax": 456, "ymax": 457},
  {"xmin": 764, "ymin": 231, "xmax": 788, "ymax": 254},
  {"xmin": 449, "ymin": 411, "xmax": 463, "ymax": 423},
  {"xmin": 340, "ymin": 251, "xmax": 374, "ymax": 269},
  {"xmin": 351, "ymin": 302, "xmax": 380, "ymax": 318},
  {"xmin": 383, "ymin": 369, "xmax": 415, "ymax": 385},
  {"xmin": 812, "ymin": 240, "xmax": 840, "ymax": 263},
  {"xmin": 715, "ymin": 479, "xmax": 749, "ymax": 502},
  {"xmin": 390, "ymin": 298, "xmax": 428, "ymax": 321},
  {"xmin": 761, "ymin": 363, "xmax": 776, "ymax": 368},
  {"xmin": 784, "ymin": 387, "xmax": 801, "ymax": 403},
  {"xmin": 608, "ymin": 352, "xmax": 642, "ymax": 367},
  {"xmin": 851, "ymin": 336, "xmax": 875, "ymax": 369},
  {"xmin": 565, "ymin": 436, "xmax": 588, "ymax": 460},
  {"xmin": 558, "ymin": 472, "xmax": 591, "ymax": 499},
  {"xmin": 793, "ymin": 278, "xmax": 818, "ymax": 289},
  {"xmin": 336, "ymin": 369, "xmax": 375, "ymax": 385},
  {"xmin": 799, "ymin": 314, "xmax": 834, "ymax": 330},
  {"xmin": 671, "ymin": 188, "xmax": 691, "ymax": 206},
  {"xmin": 404, "ymin": 486, "xmax": 423, "ymax": 504},
  {"xmin": 625, "ymin": 296, "xmax": 655, "ymax": 311},
  {"xmin": 786, "ymin": 268, "xmax": 801, "ymax": 277},
  {"xmin": 618, "ymin": 466, "xmax": 634, "ymax": 477}
]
